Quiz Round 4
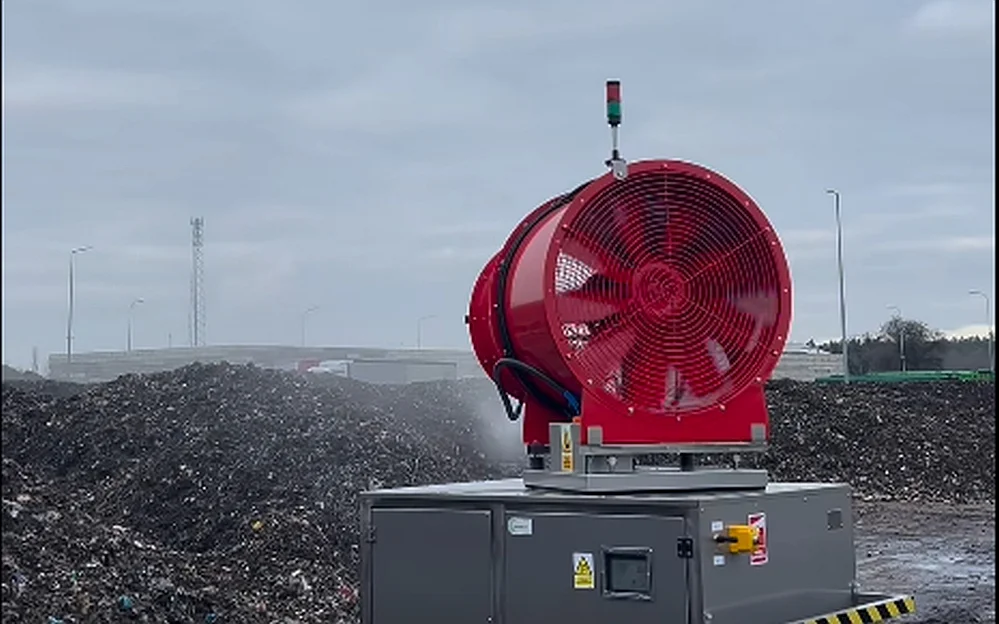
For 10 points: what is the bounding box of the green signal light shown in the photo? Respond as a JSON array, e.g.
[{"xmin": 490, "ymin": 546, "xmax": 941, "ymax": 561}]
[{"xmin": 607, "ymin": 101, "xmax": 622, "ymax": 125}]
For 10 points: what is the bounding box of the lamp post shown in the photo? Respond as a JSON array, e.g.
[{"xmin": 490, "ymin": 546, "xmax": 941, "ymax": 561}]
[
  {"xmin": 825, "ymin": 189, "xmax": 849, "ymax": 382},
  {"xmin": 127, "ymin": 298, "xmax": 145, "ymax": 352},
  {"xmin": 969, "ymin": 289, "xmax": 993, "ymax": 373},
  {"xmin": 66, "ymin": 245, "xmax": 93, "ymax": 364},
  {"xmin": 887, "ymin": 304, "xmax": 906, "ymax": 372},
  {"xmin": 301, "ymin": 305, "xmax": 320, "ymax": 347},
  {"xmin": 416, "ymin": 314, "xmax": 437, "ymax": 349}
]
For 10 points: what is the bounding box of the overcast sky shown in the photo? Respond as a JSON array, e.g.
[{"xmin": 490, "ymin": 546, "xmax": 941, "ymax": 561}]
[{"xmin": 2, "ymin": 0, "xmax": 995, "ymax": 371}]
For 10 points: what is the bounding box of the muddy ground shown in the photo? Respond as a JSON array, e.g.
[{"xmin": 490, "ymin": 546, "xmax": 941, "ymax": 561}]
[{"xmin": 855, "ymin": 501, "xmax": 995, "ymax": 624}]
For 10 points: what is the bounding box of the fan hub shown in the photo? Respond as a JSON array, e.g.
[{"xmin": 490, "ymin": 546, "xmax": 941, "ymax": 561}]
[{"xmin": 635, "ymin": 263, "xmax": 687, "ymax": 317}]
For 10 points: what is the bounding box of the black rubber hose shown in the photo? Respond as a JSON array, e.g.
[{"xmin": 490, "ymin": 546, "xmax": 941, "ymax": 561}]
[
  {"xmin": 492, "ymin": 358, "xmax": 580, "ymax": 422},
  {"xmin": 493, "ymin": 181, "xmax": 592, "ymax": 415}
]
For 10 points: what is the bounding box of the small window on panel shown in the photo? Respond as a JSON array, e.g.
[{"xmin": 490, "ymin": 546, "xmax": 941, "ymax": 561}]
[{"xmin": 602, "ymin": 547, "xmax": 653, "ymax": 600}]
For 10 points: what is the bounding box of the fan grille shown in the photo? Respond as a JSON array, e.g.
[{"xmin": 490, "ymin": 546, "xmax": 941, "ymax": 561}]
[{"xmin": 551, "ymin": 165, "xmax": 785, "ymax": 415}]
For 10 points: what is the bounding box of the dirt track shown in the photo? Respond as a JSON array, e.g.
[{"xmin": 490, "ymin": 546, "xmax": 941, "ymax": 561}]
[{"xmin": 856, "ymin": 501, "xmax": 996, "ymax": 624}]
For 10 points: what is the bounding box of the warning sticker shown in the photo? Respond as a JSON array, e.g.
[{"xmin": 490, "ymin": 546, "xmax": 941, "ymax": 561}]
[
  {"xmin": 560, "ymin": 425, "xmax": 574, "ymax": 473},
  {"xmin": 572, "ymin": 552, "xmax": 595, "ymax": 589},
  {"xmin": 748, "ymin": 512, "xmax": 768, "ymax": 566}
]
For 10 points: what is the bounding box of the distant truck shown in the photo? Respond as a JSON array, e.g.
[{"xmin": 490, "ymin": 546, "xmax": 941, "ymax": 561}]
[
  {"xmin": 304, "ymin": 360, "xmax": 351, "ymax": 377},
  {"xmin": 296, "ymin": 358, "xmax": 458, "ymax": 384}
]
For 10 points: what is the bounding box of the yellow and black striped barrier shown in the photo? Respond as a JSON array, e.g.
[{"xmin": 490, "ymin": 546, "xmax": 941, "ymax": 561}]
[{"xmin": 799, "ymin": 595, "xmax": 916, "ymax": 624}]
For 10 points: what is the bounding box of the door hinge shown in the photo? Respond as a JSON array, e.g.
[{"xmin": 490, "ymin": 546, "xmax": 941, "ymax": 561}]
[
  {"xmin": 365, "ymin": 526, "xmax": 377, "ymax": 543},
  {"xmin": 676, "ymin": 537, "xmax": 694, "ymax": 559}
]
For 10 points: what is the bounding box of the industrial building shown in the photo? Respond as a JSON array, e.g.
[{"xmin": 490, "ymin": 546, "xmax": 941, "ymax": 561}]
[{"xmin": 48, "ymin": 343, "xmax": 841, "ymax": 385}]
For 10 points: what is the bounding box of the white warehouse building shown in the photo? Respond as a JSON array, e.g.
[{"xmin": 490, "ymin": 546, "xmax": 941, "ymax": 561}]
[{"xmin": 49, "ymin": 343, "xmax": 841, "ymax": 385}]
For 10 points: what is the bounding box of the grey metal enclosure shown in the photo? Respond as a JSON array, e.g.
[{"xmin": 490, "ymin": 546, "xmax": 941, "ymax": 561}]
[{"xmin": 360, "ymin": 479, "xmax": 897, "ymax": 624}]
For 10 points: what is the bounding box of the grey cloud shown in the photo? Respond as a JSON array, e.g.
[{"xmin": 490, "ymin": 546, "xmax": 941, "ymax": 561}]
[
  {"xmin": 2, "ymin": 0, "xmax": 994, "ymax": 369},
  {"xmin": 868, "ymin": 236, "xmax": 994, "ymax": 254},
  {"xmin": 3, "ymin": 64, "xmax": 195, "ymax": 111},
  {"xmin": 905, "ymin": 0, "xmax": 995, "ymax": 39}
]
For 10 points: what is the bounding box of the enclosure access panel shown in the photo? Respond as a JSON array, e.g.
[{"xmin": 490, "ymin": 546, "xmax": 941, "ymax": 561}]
[{"xmin": 360, "ymin": 479, "xmax": 877, "ymax": 624}]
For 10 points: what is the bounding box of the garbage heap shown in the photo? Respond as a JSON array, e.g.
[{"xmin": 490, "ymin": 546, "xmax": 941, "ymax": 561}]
[
  {"xmin": 2, "ymin": 363, "xmax": 511, "ymax": 623},
  {"xmin": 763, "ymin": 378, "xmax": 995, "ymax": 502},
  {"xmin": 2, "ymin": 363, "xmax": 994, "ymax": 623}
]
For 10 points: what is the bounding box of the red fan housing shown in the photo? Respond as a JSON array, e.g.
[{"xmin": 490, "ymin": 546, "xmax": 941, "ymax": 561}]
[{"xmin": 468, "ymin": 160, "xmax": 792, "ymax": 448}]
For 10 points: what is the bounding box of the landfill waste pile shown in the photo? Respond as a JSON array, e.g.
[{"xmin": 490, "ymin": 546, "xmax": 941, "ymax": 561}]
[
  {"xmin": 762, "ymin": 378, "xmax": 995, "ymax": 503},
  {"xmin": 2, "ymin": 363, "xmax": 512, "ymax": 623},
  {"xmin": 2, "ymin": 363, "xmax": 994, "ymax": 623},
  {"xmin": 2, "ymin": 365, "xmax": 81, "ymax": 399},
  {"xmin": 451, "ymin": 376, "xmax": 996, "ymax": 503}
]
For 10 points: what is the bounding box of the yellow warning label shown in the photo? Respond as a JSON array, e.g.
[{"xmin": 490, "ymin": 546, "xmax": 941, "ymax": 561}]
[
  {"xmin": 573, "ymin": 552, "xmax": 594, "ymax": 589},
  {"xmin": 560, "ymin": 427, "xmax": 574, "ymax": 472}
]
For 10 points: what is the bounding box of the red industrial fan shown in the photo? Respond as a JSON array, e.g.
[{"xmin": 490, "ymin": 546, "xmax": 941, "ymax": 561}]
[{"xmin": 467, "ymin": 83, "xmax": 792, "ymax": 450}]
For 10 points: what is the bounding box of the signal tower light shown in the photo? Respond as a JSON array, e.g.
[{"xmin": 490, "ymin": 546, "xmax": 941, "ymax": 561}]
[
  {"xmin": 604, "ymin": 80, "xmax": 628, "ymax": 180},
  {"xmin": 606, "ymin": 80, "xmax": 622, "ymax": 127}
]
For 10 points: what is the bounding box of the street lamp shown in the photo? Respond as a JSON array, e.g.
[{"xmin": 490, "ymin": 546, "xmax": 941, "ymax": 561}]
[
  {"xmin": 301, "ymin": 305, "xmax": 320, "ymax": 347},
  {"xmin": 969, "ymin": 289, "xmax": 993, "ymax": 373},
  {"xmin": 416, "ymin": 314, "xmax": 437, "ymax": 349},
  {"xmin": 66, "ymin": 245, "xmax": 93, "ymax": 364},
  {"xmin": 127, "ymin": 298, "xmax": 145, "ymax": 352},
  {"xmin": 887, "ymin": 304, "xmax": 906, "ymax": 372},
  {"xmin": 826, "ymin": 189, "xmax": 849, "ymax": 382}
]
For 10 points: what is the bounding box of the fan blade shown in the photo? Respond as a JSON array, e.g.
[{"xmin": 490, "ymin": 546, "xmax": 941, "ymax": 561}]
[
  {"xmin": 701, "ymin": 291, "xmax": 779, "ymax": 349},
  {"xmin": 580, "ymin": 320, "xmax": 637, "ymax": 384},
  {"xmin": 727, "ymin": 290, "xmax": 780, "ymax": 353},
  {"xmin": 586, "ymin": 316, "xmax": 637, "ymax": 351},
  {"xmin": 672, "ymin": 339, "xmax": 727, "ymax": 398},
  {"xmin": 595, "ymin": 201, "xmax": 639, "ymax": 267},
  {"xmin": 562, "ymin": 226, "xmax": 633, "ymax": 276},
  {"xmin": 613, "ymin": 196, "xmax": 666, "ymax": 262},
  {"xmin": 686, "ymin": 228, "xmax": 769, "ymax": 284},
  {"xmin": 712, "ymin": 309, "xmax": 755, "ymax": 360},
  {"xmin": 619, "ymin": 325, "xmax": 674, "ymax": 409},
  {"xmin": 663, "ymin": 201, "xmax": 707, "ymax": 257},
  {"xmin": 615, "ymin": 198, "xmax": 646, "ymax": 256},
  {"xmin": 588, "ymin": 311, "xmax": 624, "ymax": 337},
  {"xmin": 676, "ymin": 291, "xmax": 755, "ymax": 365},
  {"xmin": 563, "ymin": 273, "xmax": 630, "ymax": 304},
  {"xmin": 601, "ymin": 210, "xmax": 640, "ymax": 268},
  {"xmin": 559, "ymin": 299, "xmax": 625, "ymax": 325},
  {"xmin": 733, "ymin": 290, "xmax": 779, "ymax": 325},
  {"xmin": 642, "ymin": 196, "xmax": 669, "ymax": 259},
  {"xmin": 684, "ymin": 250, "xmax": 732, "ymax": 285},
  {"xmin": 561, "ymin": 311, "xmax": 623, "ymax": 347},
  {"xmin": 664, "ymin": 176, "xmax": 739, "ymax": 257}
]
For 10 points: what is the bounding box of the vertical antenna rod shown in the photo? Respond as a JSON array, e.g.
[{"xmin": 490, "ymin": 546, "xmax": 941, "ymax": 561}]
[
  {"xmin": 66, "ymin": 245, "xmax": 92, "ymax": 365},
  {"xmin": 826, "ymin": 189, "xmax": 849, "ymax": 383},
  {"xmin": 190, "ymin": 217, "xmax": 206, "ymax": 347}
]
